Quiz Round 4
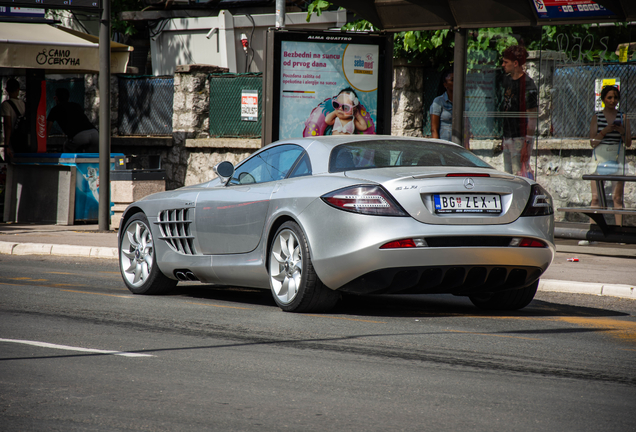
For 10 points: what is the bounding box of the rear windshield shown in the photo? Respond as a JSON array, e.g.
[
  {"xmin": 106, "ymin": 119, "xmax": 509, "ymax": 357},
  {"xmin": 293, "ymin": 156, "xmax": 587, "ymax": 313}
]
[{"xmin": 329, "ymin": 140, "xmax": 493, "ymax": 172}]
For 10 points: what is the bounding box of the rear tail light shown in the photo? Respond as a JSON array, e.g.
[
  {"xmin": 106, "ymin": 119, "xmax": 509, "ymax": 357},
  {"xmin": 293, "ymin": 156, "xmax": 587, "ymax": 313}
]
[
  {"xmin": 510, "ymin": 237, "xmax": 547, "ymax": 248},
  {"xmin": 521, "ymin": 184, "xmax": 553, "ymax": 216},
  {"xmin": 380, "ymin": 238, "xmax": 428, "ymax": 249},
  {"xmin": 322, "ymin": 185, "xmax": 409, "ymax": 217}
]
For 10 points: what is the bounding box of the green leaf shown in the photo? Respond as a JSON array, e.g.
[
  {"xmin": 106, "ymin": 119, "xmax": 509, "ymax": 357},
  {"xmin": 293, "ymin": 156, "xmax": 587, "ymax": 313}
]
[{"xmin": 306, "ymin": 0, "xmax": 332, "ymax": 22}]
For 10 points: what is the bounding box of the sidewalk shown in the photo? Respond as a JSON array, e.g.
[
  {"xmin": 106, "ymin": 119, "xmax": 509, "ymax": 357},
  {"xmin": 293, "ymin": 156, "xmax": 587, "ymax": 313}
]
[{"xmin": 0, "ymin": 222, "xmax": 634, "ymax": 300}]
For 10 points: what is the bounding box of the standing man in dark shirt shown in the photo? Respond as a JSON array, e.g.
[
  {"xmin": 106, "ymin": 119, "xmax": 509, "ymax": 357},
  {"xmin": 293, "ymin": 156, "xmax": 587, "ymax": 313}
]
[
  {"xmin": 47, "ymin": 88, "xmax": 98, "ymax": 153},
  {"xmin": 1, "ymin": 78, "xmax": 26, "ymax": 161},
  {"xmin": 500, "ymin": 45, "xmax": 538, "ymax": 179}
]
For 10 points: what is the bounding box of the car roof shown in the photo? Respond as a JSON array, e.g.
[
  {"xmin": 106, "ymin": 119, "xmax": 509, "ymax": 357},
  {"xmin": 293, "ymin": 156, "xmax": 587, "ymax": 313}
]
[
  {"xmin": 259, "ymin": 135, "xmax": 464, "ymax": 176},
  {"xmin": 267, "ymin": 134, "xmax": 462, "ymax": 151}
]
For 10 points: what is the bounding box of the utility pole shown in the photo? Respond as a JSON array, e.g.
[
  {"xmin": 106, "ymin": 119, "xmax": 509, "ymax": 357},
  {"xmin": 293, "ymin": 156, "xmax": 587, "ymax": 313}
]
[
  {"xmin": 452, "ymin": 28, "xmax": 467, "ymax": 147},
  {"xmin": 99, "ymin": 0, "xmax": 111, "ymax": 231},
  {"xmin": 276, "ymin": 0, "xmax": 285, "ymax": 28}
]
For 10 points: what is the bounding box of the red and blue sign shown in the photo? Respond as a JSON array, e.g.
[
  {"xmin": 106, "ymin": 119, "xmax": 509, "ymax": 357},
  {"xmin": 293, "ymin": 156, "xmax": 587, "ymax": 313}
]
[{"xmin": 533, "ymin": 0, "xmax": 616, "ymax": 19}]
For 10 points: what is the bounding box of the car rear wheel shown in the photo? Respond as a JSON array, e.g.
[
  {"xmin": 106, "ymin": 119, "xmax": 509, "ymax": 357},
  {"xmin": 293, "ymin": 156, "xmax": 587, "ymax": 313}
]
[
  {"xmin": 119, "ymin": 212, "xmax": 177, "ymax": 295},
  {"xmin": 269, "ymin": 221, "xmax": 340, "ymax": 312},
  {"xmin": 469, "ymin": 280, "xmax": 539, "ymax": 310}
]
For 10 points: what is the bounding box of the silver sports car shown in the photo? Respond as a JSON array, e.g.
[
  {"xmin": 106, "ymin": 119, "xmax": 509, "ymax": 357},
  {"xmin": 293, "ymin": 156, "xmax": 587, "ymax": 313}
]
[{"xmin": 118, "ymin": 135, "xmax": 554, "ymax": 312}]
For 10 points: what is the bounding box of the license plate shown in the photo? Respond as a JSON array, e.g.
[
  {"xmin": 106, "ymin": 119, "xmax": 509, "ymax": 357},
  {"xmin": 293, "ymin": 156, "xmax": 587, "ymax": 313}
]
[{"xmin": 434, "ymin": 194, "xmax": 501, "ymax": 214}]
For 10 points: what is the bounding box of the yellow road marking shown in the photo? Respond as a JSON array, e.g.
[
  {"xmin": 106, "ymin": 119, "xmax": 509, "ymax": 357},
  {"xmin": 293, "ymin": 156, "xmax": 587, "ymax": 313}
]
[
  {"xmin": 61, "ymin": 289, "xmax": 134, "ymax": 299},
  {"xmin": 460, "ymin": 316, "xmax": 636, "ymax": 345},
  {"xmin": 556, "ymin": 317, "xmax": 636, "ymax": 345},
  {"xmin": 307, "ymin": 315, "xmax": 387, "ymax": 324},
  {"xmin": 9, "ymin": 277, "xmax": 34, "ymax": 280},
  {"xmin": 186, "ymin": 301, "xmax": 251, "ymax": 310},
  {"xmin": 445, "ymin": 329, "xmax": 540, "ymax": 340}
]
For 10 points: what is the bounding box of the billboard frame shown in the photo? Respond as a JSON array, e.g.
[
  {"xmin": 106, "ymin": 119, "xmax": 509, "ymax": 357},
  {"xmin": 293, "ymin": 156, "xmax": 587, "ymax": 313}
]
[{"xmin": 262, "ymin": 28, "xmax": 393, "ymax": 145}]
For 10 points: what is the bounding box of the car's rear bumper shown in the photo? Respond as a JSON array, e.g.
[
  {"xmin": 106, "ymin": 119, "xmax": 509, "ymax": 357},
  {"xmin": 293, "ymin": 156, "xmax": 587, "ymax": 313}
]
[{"xmin": 298, "ymin": 200, "xmax": 555, "ymax": 291}]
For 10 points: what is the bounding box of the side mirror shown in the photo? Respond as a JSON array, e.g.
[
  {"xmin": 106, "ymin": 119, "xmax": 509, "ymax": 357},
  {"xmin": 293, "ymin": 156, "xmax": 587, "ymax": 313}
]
[{"xmin": 214, "ymin": 161, "xmax": 234, "ymax": 182}]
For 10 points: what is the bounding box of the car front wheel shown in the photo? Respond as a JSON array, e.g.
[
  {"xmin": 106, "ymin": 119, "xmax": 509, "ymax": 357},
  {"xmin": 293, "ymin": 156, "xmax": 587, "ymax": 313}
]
[
  {"xmin": 268, "ymin": 221, "xmax": 340, "ymax": 312},
  {"xmin": 469, "ymin": 279, "xmax": 539, "ymax": 311},
  {"xmin": 119, "ymin": 212, "xmax": 177, "ymax": 295}
]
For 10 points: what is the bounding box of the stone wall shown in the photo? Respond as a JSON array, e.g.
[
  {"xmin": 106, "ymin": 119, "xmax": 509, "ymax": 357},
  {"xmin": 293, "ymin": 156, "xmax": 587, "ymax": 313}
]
[
  {"xmin": 84, "ymin": 74, "xmax": 121, "ymax": 136},
  {"xmin": 392, "ymin": 60, "xmax": 424, "ymax": 137},
  {"xmin": 473, "ymin": 139, "xmax": 636, "ymax": 223},
  {"xmin": 169, "ymin": 65, "xmax": 258, "ymax": 189}
]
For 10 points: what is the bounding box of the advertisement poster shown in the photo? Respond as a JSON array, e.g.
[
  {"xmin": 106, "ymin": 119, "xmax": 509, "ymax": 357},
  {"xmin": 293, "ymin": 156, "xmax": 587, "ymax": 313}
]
[
  {"xmin": 533, "ymin": 0, "xmax": 615, "ymax": 19},
  {"xmin": 278, "ymin": 40, "xmax": 379, "ymax": 140},
  {"xmin": 594, "ymin": 77, "xmax": 620, "ymax": 111},
  {"xmin": 241, "ymin": 89, "xmax": 258, "ymax": 122}
]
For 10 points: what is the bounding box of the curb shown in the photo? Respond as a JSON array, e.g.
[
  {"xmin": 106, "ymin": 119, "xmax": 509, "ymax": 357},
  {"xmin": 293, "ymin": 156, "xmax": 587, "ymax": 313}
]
[
  {"xmin": 1, "ymin": 241, "xmax": 634, "ymax": 300},
  {"xmin": 539, "ymin": 279, "xmax": 635, "ymax": 300},
  {"xmin": 556, "ymin": 245, "xmax": 636, "ymax": 258},
  {"xmin": 0, "ymin": 241, "xmax": 118, "ymax": 260}
]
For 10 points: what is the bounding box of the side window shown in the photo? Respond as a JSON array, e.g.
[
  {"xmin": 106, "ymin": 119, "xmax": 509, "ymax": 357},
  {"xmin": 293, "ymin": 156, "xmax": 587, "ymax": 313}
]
[
  {"xmin": 288, "ymin": 152, "xmax": 312, "ymax": 178},
  {"xmin": 275, "ymin": 146, "xmax": 304, "ymax": 179},
  {"xmin": 230, "ymin": 144, "xmax": 304, "ymax": 185}
]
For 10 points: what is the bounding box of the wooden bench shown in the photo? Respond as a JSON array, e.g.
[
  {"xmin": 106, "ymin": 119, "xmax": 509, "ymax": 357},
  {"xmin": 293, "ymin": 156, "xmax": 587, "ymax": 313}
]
[{"xmin": 557, "ymin": 174, "xmax": 636, "ymax": 243}]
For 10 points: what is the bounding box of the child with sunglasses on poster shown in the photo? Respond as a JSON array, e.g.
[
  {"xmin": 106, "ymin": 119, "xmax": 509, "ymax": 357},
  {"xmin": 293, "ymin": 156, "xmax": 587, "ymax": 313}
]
[{"xmin": 325, "ymin": 88, "xmax": 369, "ymax": 135}]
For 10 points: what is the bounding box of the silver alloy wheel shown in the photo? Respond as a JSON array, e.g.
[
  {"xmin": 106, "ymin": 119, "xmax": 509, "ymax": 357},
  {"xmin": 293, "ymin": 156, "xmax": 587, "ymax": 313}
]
[
  {"xmin": 270, "ymin": 228, "xmax": 303, "ymax": 304},
  {"xmin": 120, "ymin": 220, "xmax": 154, "ymax": 288}
]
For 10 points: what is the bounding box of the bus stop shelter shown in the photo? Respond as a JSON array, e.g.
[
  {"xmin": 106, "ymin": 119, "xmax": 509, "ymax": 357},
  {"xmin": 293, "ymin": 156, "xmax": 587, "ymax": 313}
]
[{"xmin": 330, "ymin": 0, "xmax": 636, "ymax": 144}]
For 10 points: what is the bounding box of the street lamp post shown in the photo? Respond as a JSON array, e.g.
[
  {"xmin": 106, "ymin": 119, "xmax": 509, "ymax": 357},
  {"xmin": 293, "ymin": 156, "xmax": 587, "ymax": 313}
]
[{"xmin": 99, "ymin": 0, "xmax": 111, "ymax": 231}]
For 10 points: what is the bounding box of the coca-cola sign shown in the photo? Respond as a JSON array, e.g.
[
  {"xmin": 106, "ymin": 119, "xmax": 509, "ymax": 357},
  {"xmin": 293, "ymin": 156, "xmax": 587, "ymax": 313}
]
[
  {"xmin": 36, "ymin": 80, "xmax": 47, "ymax": 152},
  {"xmin": 37, "ymin": 114, "xmax": 46, "ymax": 139}
]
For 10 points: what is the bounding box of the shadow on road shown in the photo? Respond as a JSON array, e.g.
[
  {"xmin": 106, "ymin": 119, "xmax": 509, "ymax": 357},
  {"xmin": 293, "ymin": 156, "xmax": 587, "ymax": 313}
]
[{"xmin": 170, "ymin": 283, "xmax": 630, "ymax": 318}]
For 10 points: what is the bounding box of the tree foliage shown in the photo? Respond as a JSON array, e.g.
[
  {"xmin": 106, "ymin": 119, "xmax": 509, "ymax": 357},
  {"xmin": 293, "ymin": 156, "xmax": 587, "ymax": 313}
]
[
  {"xmin": 112, "ymin": 0, "xmax": 145, "ymax": 37},
  {"xmin": 305, "ymin": 0, "xmax": 634, "ymax": 68}
]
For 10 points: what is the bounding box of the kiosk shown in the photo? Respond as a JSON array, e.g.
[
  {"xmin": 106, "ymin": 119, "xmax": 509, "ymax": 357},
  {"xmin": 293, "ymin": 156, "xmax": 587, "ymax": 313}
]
[{"xmin": 3, "ymin": 153, "xmax": 124, "ymax": 225}]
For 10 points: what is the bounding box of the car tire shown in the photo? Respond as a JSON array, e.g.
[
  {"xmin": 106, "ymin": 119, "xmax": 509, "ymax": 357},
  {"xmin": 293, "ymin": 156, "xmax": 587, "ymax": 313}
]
[
  {"xmin": 119, "ymin": 212, "xmax": 177, "ymax": 295},
  {"xmin": 469, "ymin": 279, "xmax": 539, "ymax": 311},
  {"xmin": 269, "ymin": 221, "xmax": 340, "ymax": 312}
]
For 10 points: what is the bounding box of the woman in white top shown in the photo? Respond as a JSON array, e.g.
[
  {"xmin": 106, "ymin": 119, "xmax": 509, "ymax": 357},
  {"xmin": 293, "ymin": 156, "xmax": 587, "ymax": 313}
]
[{"xmin": 589, "ymin": 85, "xmax": 632, "ymax": 225}]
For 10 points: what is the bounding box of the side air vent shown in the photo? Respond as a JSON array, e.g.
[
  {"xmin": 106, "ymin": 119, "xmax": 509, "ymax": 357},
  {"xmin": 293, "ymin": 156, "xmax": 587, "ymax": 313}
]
[{"xmin": 155, "ymin": 208, "xmax": 196, "ymax": 255}]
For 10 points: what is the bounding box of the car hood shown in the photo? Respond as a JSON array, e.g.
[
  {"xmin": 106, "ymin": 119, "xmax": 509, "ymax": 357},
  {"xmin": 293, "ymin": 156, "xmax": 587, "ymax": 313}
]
[{"xmin": 343, "ymin": 166, "xmax": 531, "ymax": 225}]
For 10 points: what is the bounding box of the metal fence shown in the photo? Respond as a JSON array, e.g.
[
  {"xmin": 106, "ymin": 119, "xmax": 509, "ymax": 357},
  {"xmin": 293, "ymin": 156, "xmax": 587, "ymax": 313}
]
[
  {"xmin": 45, "ymin": 78, "xmax": 85, "ymax": 136},
  {"xmin": 208, "ymin": 73, "xmax": 263, "ymax": 138},
  {"xmin": 553, "ymin": 63, "xmax": 636, "ymax": 139},
  {"xmin": 118, "ymin": 76, "xmax": 174, "ymax": 136}
]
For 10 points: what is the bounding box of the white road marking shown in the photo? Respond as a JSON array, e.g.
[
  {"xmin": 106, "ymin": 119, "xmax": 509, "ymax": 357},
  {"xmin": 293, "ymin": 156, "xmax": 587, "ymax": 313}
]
[{"xmin": 0, "ymin": 338, "xmax": 153, "ymax": 357}]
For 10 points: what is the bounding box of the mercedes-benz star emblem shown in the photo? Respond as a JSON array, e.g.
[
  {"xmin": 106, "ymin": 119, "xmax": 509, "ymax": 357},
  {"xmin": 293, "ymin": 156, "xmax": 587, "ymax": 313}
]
[{"xmin": 464, "ymin": 178, "xmax": 475, "ymax": 189}]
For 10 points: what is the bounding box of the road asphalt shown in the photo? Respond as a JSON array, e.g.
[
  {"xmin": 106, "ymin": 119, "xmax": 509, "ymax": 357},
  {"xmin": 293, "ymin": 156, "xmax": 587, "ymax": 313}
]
[{"xmin": 0, "ymin": 222, "xmax": 634, "ymax": 300}]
